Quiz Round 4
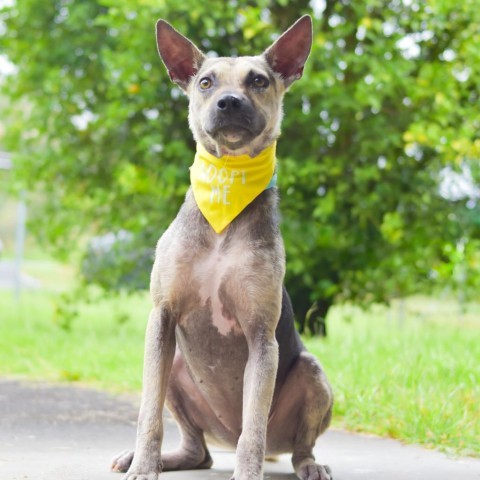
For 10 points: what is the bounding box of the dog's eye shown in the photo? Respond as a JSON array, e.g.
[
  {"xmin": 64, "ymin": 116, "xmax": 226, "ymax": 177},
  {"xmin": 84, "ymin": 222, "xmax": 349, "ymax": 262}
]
[
  {"xmin": 199, "ymin": 77, "xmax": 212, "ymax": 90},
  {"xmin": 252, "ymin": 75, "xmax": 269, "ymax": 88}
]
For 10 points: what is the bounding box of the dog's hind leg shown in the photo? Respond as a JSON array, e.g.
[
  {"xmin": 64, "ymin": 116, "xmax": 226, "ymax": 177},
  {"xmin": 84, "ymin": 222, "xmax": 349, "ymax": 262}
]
[{"xmin": 160, "ymin": 422, "xmax": 212, "ymax": 471}]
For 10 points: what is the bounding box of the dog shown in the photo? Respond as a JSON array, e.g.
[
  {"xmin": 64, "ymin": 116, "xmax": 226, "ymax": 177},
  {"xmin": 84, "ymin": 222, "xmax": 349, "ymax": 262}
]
[{"xmin": 112, "ymin": 15, "xmax": 333, "ymax": 480}]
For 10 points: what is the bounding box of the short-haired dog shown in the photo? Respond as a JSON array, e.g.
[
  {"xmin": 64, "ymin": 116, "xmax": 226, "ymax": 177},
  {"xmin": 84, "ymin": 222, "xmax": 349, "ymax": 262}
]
[{"xmin": 112, "ymin": 15, "xmax": 333, "ymax": 480}]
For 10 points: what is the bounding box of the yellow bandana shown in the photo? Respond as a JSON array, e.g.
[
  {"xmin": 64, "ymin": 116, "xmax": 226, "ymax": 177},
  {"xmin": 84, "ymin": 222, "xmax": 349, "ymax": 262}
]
[{"xmin": 190, "ymin": 143, "xmax": 277, "ymax": 233}]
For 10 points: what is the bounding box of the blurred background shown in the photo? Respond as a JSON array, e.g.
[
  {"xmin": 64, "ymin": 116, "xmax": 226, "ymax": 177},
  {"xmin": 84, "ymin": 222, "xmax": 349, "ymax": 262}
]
[{"xmin": 0, "ymin": 0, "xmax": 479, "ymax": 458}]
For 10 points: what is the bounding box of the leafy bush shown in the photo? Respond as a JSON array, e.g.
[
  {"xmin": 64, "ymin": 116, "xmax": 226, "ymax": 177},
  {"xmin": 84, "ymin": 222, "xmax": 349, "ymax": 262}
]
[{"xmin": 1, "ymin": 0, "xmax": 479, "ymax": 332}]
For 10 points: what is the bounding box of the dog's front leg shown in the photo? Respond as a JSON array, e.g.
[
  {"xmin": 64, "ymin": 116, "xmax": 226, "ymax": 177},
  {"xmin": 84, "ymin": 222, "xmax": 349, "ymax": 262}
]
[
  {"xmin": 124, "ymin": 306, "xmax": 176, "ymax": 480},
  {"xmin": 233, "ymin": 320, "xmax": 279, "ymax": 480}
]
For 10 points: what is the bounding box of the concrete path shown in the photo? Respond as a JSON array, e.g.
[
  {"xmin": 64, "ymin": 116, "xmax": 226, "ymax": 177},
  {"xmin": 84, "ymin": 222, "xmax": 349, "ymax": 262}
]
[{"xmin": 0, "ymin": 379, "xmax": 478, "ymax": 480}]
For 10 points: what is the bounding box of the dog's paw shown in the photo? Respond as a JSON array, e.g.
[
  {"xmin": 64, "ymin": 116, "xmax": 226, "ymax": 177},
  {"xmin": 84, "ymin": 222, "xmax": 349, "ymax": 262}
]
[
  {"xmin": 230, "ymin": 476, "xmax": 261, "ymax": 480},
  {"xmin": 120, "ymin": 455, "xmax": 163, "ymax": 480},
  {"xmin": 122, "ymin": 473, "xmax": 160, "ymax": 480},
  {"xmin": 298, "ymin": 463, "xmax": 332, "ymax": 480},
  {"xmin": 229, "ymin": 467, "xmax": 263, "ymax": 480},
  {"xmin": 122, "ymin": 464, "xmax": 162, "ymax": 480},
  {"xmin": 111, "ymin": 450, "xmax": 134, "ymax": 473}
]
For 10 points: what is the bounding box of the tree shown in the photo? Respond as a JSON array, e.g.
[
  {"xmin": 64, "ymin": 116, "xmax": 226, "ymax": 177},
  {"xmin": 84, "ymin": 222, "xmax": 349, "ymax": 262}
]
[{"xmin": 1, "ymin": 0, "xmax": 479, "ymax": 334}]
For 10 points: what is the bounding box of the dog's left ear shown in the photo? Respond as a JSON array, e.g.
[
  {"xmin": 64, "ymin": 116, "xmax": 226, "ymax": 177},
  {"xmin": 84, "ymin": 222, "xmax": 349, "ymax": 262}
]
[
  {"xmin": 156, "ymin": 20, "xmax": 206, "ymax": 91},
  {"xmin": 264, "ymin": 15, "xmax": 313, "ymax": 88}
]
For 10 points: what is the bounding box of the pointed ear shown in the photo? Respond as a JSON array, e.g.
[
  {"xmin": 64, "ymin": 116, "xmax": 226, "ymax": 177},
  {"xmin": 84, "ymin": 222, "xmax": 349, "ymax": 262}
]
[
  {"xmin": 264, "ymin": 15, "xmax": 313, "ymax": 88},
  {"xmin": 156, "ymin": 20, "xmax": 206, "ymax": 91}
]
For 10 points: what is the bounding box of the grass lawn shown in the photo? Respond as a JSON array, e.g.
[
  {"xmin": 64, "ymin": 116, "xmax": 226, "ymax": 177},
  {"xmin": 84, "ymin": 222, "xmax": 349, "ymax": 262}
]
[
  {"xmin": 305, "ymin": 302, "xmax": 480, "ymax": 457},
  {"xmin": 0, "ymin": 288, "xmax": 148, "ymax": 391},
  {"xmin": 0, "ymin": 264, "xmax": 478, "ymax": 457}
]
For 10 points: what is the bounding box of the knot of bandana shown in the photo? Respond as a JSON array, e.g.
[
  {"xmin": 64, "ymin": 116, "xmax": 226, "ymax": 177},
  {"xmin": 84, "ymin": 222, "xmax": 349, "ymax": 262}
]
[{"xmin": 190, "ymin": 143, "xmax": 277, "ymax": 233}]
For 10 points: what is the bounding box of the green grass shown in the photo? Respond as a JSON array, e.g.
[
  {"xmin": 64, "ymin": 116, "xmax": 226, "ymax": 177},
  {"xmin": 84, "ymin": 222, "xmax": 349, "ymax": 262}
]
[
  {"xmin": 0, "ymin": 287, "xmax": 149, "ymax": 391},
  {"xmin": 305, "ymin": 302, "xmax": 480, "ymax": 457},
  {"xmin": 0, "ymin": 270, "xmax": 478, "ymax": 457}
]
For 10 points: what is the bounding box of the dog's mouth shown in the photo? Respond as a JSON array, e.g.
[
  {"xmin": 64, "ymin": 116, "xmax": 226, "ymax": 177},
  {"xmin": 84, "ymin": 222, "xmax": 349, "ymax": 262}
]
[
  {"xmin": 203, "ymin": 107, "xmax": 267, "ymax": 152},
  {"xmin": 221, "ymin": 128, "xmax": 247, "ymax": 144},
  {"xmin": 210, "ymin": 125, "xmax": 255, "ymax": 149}
]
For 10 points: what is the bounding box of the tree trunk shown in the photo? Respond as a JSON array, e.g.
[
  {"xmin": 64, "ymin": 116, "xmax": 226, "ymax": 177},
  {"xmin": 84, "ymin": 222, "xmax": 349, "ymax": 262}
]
[
  {"xmin": 305, "ymin": 299, "xmax": 332, "ymax": 337},
  {"xmin": 294, "ymin": 292, "xmax": 333, "ymax": 337}
]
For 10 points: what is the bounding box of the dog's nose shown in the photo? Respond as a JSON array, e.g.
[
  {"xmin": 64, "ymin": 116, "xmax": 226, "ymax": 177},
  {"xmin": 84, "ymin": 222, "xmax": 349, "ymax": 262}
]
[{"xmin": 217, "ymin": 94, "xmax": 243, "ymax": 112}]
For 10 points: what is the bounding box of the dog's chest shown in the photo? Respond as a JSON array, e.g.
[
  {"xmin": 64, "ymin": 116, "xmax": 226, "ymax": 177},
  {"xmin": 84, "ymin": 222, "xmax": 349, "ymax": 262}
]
[{"xmin": 186, "ymin": 234, "xmax": 244, "ymax": 336}]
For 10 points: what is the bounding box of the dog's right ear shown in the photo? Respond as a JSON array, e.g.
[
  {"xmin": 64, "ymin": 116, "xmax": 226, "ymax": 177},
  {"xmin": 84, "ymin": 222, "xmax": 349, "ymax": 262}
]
[
  {"xmin": 264, "ymin": 15, "xmax": 313, "ymax": 89},
  {"xmin": 156, "ymin": 20, "xmax": 205, "ymax": 91}
]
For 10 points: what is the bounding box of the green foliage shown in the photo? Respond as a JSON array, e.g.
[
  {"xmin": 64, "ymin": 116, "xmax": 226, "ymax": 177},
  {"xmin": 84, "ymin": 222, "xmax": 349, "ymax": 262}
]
[
  {"xmin": 53, "ymin": 291, "xmax": 80, "ymax": 331},
  {"xmin": 81, "ymin": 230, "xmax": 153, "ymax": 291},
  {"xmin": 1, "ymin": 0, "xmax": 479, "ymax": 329}
]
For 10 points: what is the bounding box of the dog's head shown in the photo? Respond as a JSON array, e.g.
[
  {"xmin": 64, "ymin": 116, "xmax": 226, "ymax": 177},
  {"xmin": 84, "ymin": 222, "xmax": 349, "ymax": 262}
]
[{"xmin": 156, "ymin": 16, "xmax": 312, "ymax": 156}]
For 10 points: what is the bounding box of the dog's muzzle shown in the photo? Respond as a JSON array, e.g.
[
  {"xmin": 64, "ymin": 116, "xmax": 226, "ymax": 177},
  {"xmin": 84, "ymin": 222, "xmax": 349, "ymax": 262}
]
[{"xmin": 206, "ymin": 93, "xmax": 266, "ymax": 148}]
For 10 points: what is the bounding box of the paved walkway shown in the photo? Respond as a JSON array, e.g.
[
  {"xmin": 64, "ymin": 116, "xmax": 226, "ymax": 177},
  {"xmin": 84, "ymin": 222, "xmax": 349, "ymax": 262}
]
[{"xmin": 0, "ymin": 379, "xmax": 479, "ymax": 480}]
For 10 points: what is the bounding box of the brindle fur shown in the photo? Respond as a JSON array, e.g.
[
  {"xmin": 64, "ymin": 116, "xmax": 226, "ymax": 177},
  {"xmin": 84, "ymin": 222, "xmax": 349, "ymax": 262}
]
[{"xmin": 111, "ymin": 15, "xmax": 333, "ymax": 480}]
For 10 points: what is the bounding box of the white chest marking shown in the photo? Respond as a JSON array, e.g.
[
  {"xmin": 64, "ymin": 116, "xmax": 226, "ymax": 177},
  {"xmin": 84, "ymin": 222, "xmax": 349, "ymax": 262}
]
[{"xmin": 193, "ymin": 235, "xmax": 243, "ymax": 336}]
